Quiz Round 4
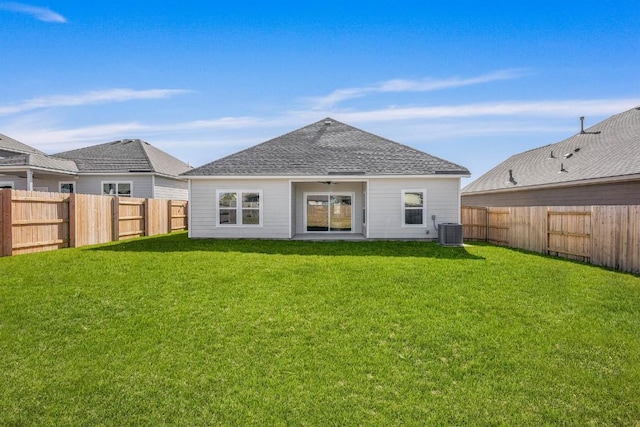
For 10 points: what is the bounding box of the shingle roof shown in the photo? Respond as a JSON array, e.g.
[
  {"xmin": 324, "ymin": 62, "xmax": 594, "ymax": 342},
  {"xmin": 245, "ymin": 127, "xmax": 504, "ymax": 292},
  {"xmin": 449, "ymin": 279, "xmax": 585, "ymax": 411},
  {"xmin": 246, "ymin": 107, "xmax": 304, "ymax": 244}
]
[
  {"xmin": 462, "ymin": 107, "xmax": 640, "ymax": 194},
  {"xmin": 0, "ymin": 133, "xmax": 45, "ymax": 156},
  {"xmin": 183, "ymin": 118, "xmax": 469, "ymax": 177},
  {"xmin": 55, "ymin": 139, "xmax": 191, "ymax": 176},
  {"xmin": 0, "ymin": 153, "xmax": 78, "ymax": 173}
]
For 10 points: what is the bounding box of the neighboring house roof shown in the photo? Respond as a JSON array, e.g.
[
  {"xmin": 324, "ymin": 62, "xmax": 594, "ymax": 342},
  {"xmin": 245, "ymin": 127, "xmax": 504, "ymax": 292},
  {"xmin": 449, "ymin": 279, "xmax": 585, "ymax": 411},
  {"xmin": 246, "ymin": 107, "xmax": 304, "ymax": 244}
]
[
  {"xmin": 462, "ymin": 107, "xmax": 640, "ymax": 194},
  {"xmin": 0, "ymin": 153, "xmax": 78, "ymax": 173},
  {"xmin": 55, "ymin": 139, "xmax": 191, "ymax": 176},
  {"xmin": 0, "ymin": 133, "xmax": 46, "ymax": 157},
  {"xmin": 183, "ymin": 118, "xmax": 470, "ymax": 177}
]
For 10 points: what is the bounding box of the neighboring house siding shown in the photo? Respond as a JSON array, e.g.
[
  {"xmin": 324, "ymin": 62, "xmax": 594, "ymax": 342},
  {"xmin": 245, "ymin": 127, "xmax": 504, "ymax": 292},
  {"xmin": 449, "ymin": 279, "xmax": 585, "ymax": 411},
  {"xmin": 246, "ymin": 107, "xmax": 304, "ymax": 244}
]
[
  {"xmin": 368, "ymin": 178, "xmax": 461, "ymax": 239},
  {"xmin": 293, "ymin": 182, "xmax": 365, "ymax": 236},
  {"xmin": 190, "ymin": 179, "xmax": 290, "ymax": 239},
  {"xmin": 462, "ymin": 179, "xmax": 640, "ymax": 207},
  {"xmin": 74, "ymin": 175, "xmax": 154, "ymax": 198},
  {"xmin": 0, "ymin": 175, "xmax": 26, "ymax": 190},
  {"xmin": 154, "ymin": 176, "xmax": 188, "ymax": 200},
  {"xmin": 31, "ymin": 178, "xmax": 56, "ymax": 192},
  {"xmin": 32, "ymin": 177, "xmax": 74, "ymax": 192},
  {"xmin": 6, "ymin": 175, "xmax": 187, "ymax": 198}
]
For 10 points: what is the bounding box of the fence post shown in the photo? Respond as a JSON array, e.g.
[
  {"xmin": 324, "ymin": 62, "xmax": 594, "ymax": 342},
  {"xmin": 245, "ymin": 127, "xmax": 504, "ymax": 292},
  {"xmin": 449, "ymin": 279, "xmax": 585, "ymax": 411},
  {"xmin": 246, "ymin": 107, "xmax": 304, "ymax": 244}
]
[
  {"xmin": 1, "ymin": 189, "xmax": 13, "ymax": 257},
  {"xmin": 484, "ymin": 207, "xmax": 489, "ymax": 242},
  {"xmin": 168, "ymin": 200, "xmax": 173, "ymax": 233},
  {"xmin": 68, "ymin": 193, "xmax": 77, "ymax": 248},
  {"xmin": 144, "ymin": 198, "xmax": 150, "ymax": 236},
  {"xmin": 112, "ymin": 196, "xmax": 120, "ymax": 241}
]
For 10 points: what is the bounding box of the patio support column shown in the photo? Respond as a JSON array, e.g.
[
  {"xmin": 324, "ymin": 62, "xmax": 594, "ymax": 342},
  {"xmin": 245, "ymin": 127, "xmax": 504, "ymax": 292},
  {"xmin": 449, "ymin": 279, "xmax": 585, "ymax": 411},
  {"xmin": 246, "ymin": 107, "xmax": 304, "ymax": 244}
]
[{"xmin": 26, "ymin": 169, "xmax": 34, "ymax": 191}]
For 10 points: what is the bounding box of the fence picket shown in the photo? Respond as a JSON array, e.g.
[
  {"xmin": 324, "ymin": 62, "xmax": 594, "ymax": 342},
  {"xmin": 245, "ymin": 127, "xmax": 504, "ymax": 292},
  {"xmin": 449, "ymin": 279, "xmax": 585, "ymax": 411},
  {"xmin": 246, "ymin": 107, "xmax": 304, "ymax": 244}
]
[
  {"xmin": 462, "ymin": 205, "xmax": 639, "ymax": 274},
  {"xmin": 0, "ymin": 190, "xmax": 187, "ymax": 257}
]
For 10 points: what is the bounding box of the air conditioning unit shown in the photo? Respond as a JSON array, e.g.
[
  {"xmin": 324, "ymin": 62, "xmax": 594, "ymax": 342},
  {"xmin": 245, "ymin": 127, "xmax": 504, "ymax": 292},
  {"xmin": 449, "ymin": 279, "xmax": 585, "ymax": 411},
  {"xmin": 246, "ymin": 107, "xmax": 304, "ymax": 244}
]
[{"xmin": 438, "ymin": 223, "xmax": 463, "ymax": 246}]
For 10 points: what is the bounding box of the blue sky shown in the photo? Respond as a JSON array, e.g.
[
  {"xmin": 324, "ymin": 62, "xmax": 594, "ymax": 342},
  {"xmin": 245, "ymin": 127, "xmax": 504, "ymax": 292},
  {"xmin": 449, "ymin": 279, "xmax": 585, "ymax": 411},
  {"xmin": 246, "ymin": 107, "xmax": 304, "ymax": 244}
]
[{"xmin": 1, "ymin": 1, "xmax": 639, "ymax": 185}]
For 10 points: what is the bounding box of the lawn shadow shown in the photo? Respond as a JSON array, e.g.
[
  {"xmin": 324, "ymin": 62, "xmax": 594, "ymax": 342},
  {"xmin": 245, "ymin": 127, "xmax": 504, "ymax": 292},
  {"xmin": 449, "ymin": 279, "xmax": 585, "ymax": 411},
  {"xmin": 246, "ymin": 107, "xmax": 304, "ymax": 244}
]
[{"xmin": 89, "ymin": 232, "xmax": 484, "ymax": 260}]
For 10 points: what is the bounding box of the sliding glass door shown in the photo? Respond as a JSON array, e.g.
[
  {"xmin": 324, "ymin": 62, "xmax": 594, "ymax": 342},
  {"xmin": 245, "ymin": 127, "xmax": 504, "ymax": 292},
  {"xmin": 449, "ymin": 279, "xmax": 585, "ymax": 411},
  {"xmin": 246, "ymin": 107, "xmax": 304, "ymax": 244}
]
[{"xmin": 306, "ymin": 193, "xmax": 353, "ymax": 232}]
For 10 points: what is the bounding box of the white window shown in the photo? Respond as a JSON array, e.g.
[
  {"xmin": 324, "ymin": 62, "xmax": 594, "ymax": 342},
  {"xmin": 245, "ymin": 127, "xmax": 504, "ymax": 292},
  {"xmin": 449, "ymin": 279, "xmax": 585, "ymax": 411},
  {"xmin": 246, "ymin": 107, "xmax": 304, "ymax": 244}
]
[
  {"xmin": 102, "ymin": 182, "xmax": 132, "ymax": 197},
  {"xmin": 217, "ymin": 190, "xmax": 262, "ymax": 226},
  {"xmin": 0, "ymin": 181, "xmax": 14, "ymax": 189},
  {"xmin": 402, "ymin": 189, "xmax": 426, "ymax": 226},
  {"xmin": 59, "ymin": 182, "xmax": 75, "ymax": 193}
]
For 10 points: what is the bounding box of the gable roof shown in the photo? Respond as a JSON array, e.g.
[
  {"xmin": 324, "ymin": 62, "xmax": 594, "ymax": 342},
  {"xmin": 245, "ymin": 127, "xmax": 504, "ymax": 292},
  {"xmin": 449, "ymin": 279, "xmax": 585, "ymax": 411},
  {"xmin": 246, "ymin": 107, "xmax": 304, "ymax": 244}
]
[
  {"xmin": 183, "ymin": 118, "xmax": 469, "ymax": 177},
  {"xmin": 55, "ymin": 139, "xmax": 191, "ymax": 176},
  {"xmin": 0, "ymin": 133, "xmax": 46, "ymax": 157},
  {"xmin": 462, "ymin": 107, "xmax": 640, "ymax": 194}
]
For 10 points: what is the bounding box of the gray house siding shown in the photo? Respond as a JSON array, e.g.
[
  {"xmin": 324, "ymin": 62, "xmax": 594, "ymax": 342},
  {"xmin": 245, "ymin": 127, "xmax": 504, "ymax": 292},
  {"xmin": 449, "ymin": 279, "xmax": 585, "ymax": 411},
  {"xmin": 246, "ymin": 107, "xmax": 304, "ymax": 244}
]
[
  {"xmin": 189, "ymin": 177, "xmax": 463, "ymax": 240},
  {"xmin": 189, "ymin": 179, "xmax": 290, "ymax": 239},
  {"xmin": 0, "ymin": 175, "xmax": 26, "ymax": 190},
  {"xmin": 6, "ymin": 174, "xmax": 187, "ymax": 199},
  {"xmin": 462, "ymin": 179, "xmax": 640, "ymax": 207},
  {"xmin": 74, "ymin": 175, "xmax": 154, "ymax": 198},
  {"xmin": 154, "ymin": 176, "xmax": 188, "ymax": 200},
  {"xmin": 0, "ymin": 176, "xmax": 72, "ymax": 192},
  {"xmin": 367, "ymin": 178, "xmax": 461, "ymax": 239},
  {"xmin": 32, "ymin": 177, "xmax": 68, "ymax": 192}
]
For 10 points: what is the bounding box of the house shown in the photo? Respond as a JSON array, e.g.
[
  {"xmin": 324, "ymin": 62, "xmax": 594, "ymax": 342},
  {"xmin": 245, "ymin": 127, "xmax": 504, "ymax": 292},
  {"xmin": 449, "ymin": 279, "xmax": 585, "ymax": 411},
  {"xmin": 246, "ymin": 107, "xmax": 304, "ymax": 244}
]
[
  {"xmin": 0, "ymin": 133, "xmax": 79, "ymax": 191},
  {"xmin": 461, "ymin": 107, "xmax": 640, "ymax": 207},
  {"xmin": 55, "ymin": 139, "xmax": 191, "ymax": 200},
  {"xmin": 0, "ymin": 135, "xmax": 191, "ymax": 199},
  {"xmin": 183, "ymin": 118, "xmax": 470, "ymax": 240}
]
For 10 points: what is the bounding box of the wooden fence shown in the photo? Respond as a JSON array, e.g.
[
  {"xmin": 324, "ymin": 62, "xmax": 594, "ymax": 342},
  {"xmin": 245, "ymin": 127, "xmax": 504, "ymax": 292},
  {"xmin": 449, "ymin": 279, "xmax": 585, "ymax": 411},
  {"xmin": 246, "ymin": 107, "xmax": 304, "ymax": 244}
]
[
  {"xmin": 0, "ymin": 189, "xmax": 188, "ymax": 257},
  {"xmin": 461, "ymin": 205, "xmax": 640, "ymax": 274}
]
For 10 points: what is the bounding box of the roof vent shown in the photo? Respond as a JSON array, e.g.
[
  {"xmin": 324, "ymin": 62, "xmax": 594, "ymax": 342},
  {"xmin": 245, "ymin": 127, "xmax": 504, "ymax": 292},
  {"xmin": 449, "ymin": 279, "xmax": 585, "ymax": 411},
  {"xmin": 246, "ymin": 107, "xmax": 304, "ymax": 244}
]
[
  {"xmin": 508, "ymin": 169, "xmax": 517, "ymax": 185},
  {"xmin": 564, "ymin": 152, "xmax": 573, "ymax": 159},
  {"xmin": 324, "ymin": 120, "xmax": 332, "ymax": 126},
  {"xmin": 548, "ymin": 150, "xmax": 555, "ymax": 159},
  {"xmin": 579, "ymin": 117, "xmax": 602, "ymax": 135},
  {"xmin": 559, "ymin": 163, "xmax": 568, "ymax": 173}
]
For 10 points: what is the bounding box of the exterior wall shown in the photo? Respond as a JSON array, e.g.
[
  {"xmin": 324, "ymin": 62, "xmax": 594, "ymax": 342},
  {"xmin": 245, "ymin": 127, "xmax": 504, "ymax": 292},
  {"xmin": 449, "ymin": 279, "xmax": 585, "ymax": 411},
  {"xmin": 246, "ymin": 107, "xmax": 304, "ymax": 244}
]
[
  {"xmin": 32, "ymin": 177, "xmax": 75, "ymax": 192},
  {"xmin": 293, "ymin": 181, "xmax": 366, "ymax": 236},
  {"xmin": 0, "ymin": 175, "xmax": 26, "ymax": 190},
  {"xmin": 462, "ymin": 179, "xmax": 640, "ymax": 207},
  {"xmin": 74, "ymin": 175, "xmax": 154, "ymax": 198},
  {"xmin": 154, "ymin": 176, "xmax": 188, "ymax": 200},
  {"xmin": 189, "ymin": 178, "xmax": 291, "ymax": 239},
  {"xmin": 190, "ymin": 177, "xmax": 463, "ymax": 240},
  {"xmin": 2, "ymin": 173, "xmax": 188, "ymax": 198},
  {"xmin": 32, "ymin": 177, "xmax": 57, "ymax": 192},
  {"xmin": 367, "ymin": 177, "xmax": 461, "ymax": 239}
]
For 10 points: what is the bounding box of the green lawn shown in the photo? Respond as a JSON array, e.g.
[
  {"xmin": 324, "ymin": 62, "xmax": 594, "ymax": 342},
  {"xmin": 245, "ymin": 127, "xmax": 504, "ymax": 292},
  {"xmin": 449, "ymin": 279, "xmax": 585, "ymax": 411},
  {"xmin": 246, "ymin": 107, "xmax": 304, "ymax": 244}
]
[{"xmin": 1, "ymin": 233, "xmax": 639, "ymax": 426}]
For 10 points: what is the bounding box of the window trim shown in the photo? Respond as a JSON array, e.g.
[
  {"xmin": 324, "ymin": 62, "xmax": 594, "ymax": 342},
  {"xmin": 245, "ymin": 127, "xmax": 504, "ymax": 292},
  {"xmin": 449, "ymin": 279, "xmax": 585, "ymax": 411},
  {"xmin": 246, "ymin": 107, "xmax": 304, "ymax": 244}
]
[
  {"xmin": 59, "ymin": 181, "xmax": 75, "ymax": 194},
  {"xmin": 216, "ymin": 189, "xmax": 263, "ymax": 227},
  {"xmin": 401, "ymin": 189, "xmax": 427, "ymax": 227},
  {"xmin": 102, "ymin": 181, "xmax": 133, "ymax": 197}
]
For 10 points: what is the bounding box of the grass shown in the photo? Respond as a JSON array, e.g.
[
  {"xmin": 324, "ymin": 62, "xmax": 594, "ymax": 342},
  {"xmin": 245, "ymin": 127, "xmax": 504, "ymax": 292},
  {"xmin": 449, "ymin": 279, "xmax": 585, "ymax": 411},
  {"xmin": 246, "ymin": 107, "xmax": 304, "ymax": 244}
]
[{"xmin": 1, "ymin": 233, "xmax": 639, "ymax": 426}]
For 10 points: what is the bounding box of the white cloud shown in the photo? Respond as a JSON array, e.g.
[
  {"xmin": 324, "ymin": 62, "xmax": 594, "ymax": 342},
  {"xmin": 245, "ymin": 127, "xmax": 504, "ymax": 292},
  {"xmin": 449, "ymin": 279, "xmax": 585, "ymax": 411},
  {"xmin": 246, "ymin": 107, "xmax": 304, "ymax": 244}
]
[
  {"xmin": 307, "ymin": 69, "xmax": 530, "ymax": 109},
  {"xmin": 0, "ymin": 89, "xmax": 193, "ymax": 116},
  {"xmin": 2, "ymin": 116, "xmax": 274, "ymax": 147},
  {"xmin": 324, "ymin": 99, "xmax": 640, "ymax": 122},
  {"xmin": 0, "ymin": 2, "xmax": 66, "ymax": 23},
  {"xmin": 6, "ymin": 97, "xmax": 638, "ymax": 157}
]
